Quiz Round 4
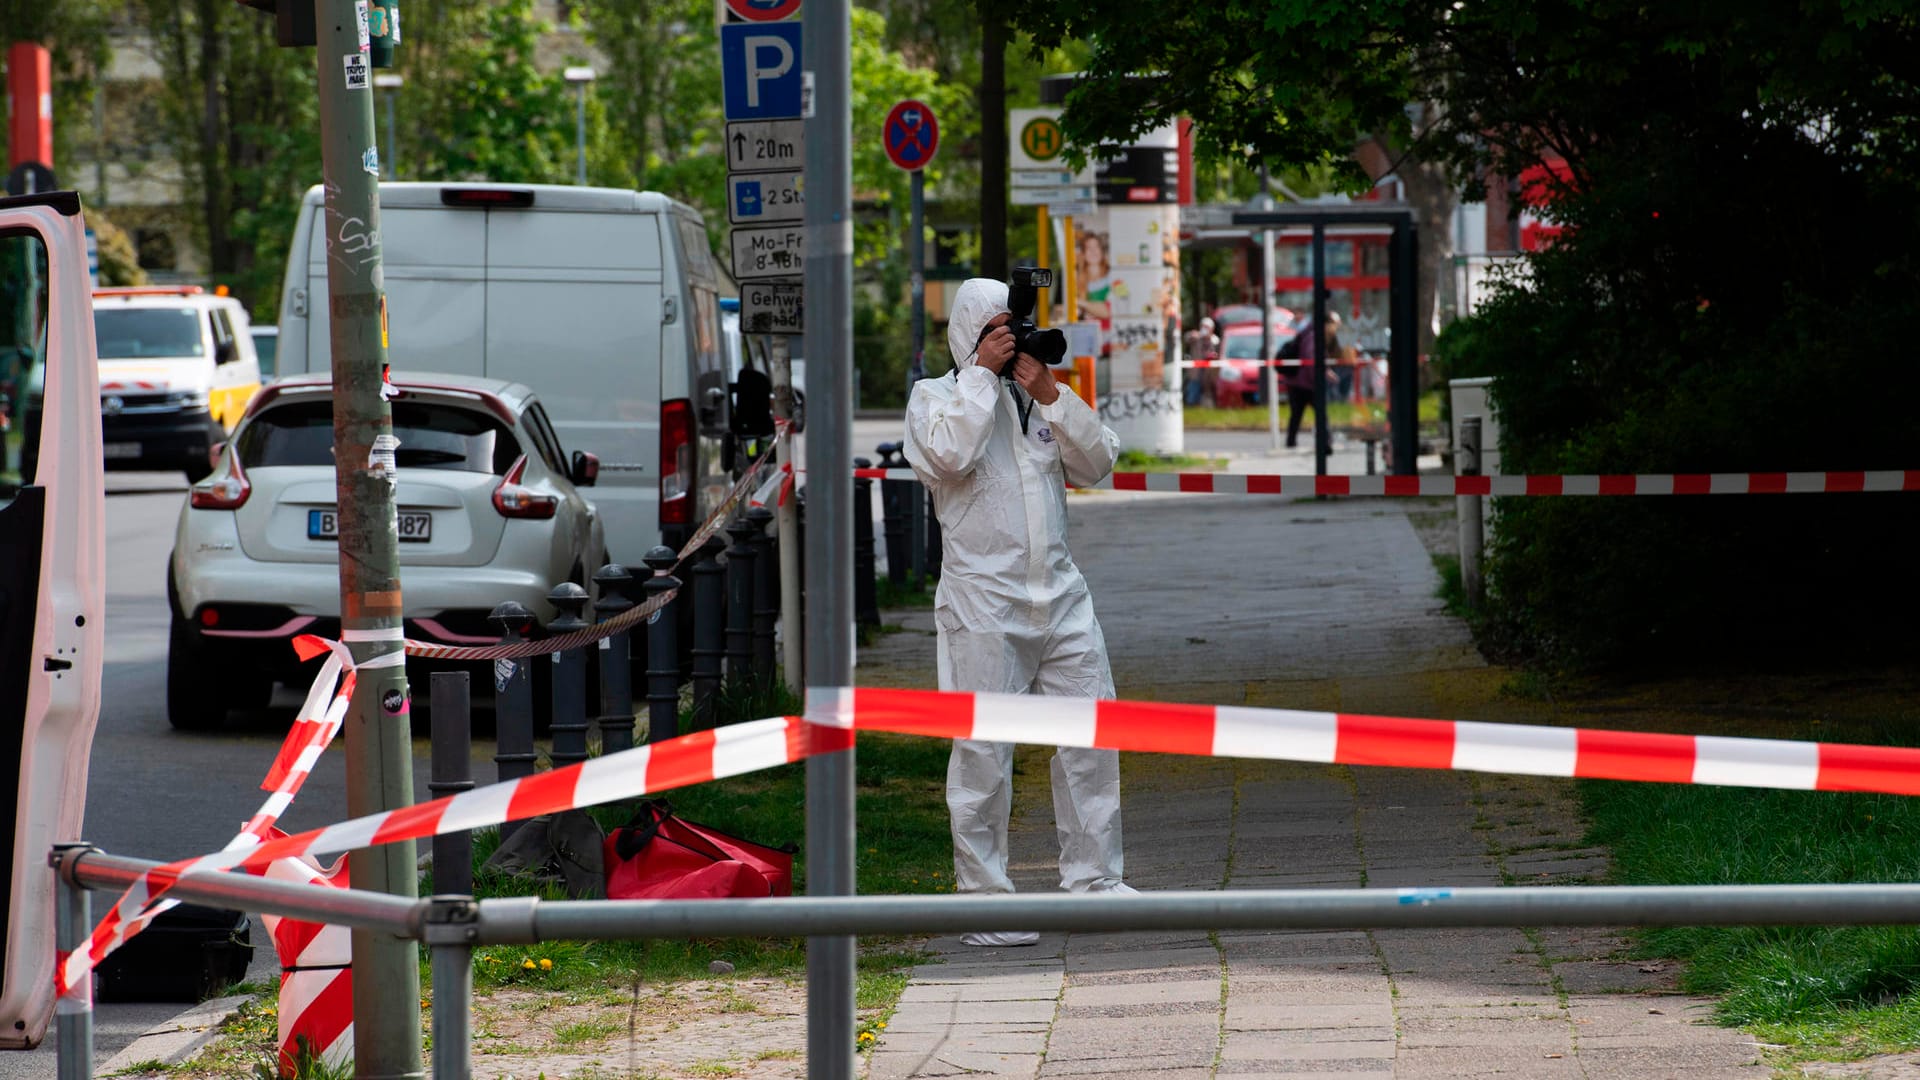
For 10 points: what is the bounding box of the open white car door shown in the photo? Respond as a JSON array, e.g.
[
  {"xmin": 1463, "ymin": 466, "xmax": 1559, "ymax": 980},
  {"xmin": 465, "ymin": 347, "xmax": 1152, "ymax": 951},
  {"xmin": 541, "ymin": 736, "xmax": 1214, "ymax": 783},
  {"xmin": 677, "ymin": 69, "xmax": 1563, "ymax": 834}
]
[{"xmin": 0, "ymin": 191, "xmax": 106, "ymax": 1047}]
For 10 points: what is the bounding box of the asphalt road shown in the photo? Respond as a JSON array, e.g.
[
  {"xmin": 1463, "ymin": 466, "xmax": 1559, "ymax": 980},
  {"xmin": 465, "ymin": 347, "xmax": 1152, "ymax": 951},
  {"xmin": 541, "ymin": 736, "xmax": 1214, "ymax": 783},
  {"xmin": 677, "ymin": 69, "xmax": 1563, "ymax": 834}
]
[{"xmin": 4, "ymin": 471, "xmax": 444, "ymax": 1079}]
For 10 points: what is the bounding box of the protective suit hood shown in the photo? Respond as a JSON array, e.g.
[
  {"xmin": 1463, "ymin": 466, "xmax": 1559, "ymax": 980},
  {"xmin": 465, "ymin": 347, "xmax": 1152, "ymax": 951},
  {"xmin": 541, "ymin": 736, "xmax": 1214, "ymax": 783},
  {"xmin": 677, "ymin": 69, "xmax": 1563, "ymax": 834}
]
[{"xmin": 947, "ymin": 278, "xmax": 1010, "ymax": 369}]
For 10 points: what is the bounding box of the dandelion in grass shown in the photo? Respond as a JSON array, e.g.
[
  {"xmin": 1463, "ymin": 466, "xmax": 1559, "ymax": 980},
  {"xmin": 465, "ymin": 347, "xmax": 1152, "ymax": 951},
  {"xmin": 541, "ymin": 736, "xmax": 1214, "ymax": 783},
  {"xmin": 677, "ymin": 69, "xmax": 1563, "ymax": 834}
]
[
  {"xmin": 539, "ymin": 958, "xmax": 553, "ymax": 971},
  {"xmin": 522, "ymin": 959, "xmax": 536, "ymax": 971}
]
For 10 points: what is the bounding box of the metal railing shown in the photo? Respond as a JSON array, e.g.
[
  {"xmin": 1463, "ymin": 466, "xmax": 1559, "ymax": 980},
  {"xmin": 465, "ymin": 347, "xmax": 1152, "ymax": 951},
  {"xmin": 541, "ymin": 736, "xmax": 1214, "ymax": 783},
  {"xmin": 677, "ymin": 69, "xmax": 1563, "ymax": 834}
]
[{"xmin": 51, "ymin": 843, "xmax": 1920, "ymax": 1080}]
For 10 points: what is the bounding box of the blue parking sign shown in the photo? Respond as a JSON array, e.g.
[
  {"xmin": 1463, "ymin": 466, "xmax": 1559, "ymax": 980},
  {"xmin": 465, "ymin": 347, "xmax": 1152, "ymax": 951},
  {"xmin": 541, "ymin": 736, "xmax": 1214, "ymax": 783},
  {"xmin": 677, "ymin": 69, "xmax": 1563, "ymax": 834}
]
[
  {"xmin": 721, "ymin": 23, "xmax": 803, "ymax": 120},
  {"xmin": 735, "ymin": 180, "xmax": 763, "ymax": 219}
]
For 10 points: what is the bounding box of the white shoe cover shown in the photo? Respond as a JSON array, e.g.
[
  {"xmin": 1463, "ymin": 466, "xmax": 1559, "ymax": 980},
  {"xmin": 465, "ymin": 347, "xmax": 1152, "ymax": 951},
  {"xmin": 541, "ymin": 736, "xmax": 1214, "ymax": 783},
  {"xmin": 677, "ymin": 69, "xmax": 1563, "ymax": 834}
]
[{"xmin": 959, "ymin": 930, "xmax": 1040, "ymax": 947}]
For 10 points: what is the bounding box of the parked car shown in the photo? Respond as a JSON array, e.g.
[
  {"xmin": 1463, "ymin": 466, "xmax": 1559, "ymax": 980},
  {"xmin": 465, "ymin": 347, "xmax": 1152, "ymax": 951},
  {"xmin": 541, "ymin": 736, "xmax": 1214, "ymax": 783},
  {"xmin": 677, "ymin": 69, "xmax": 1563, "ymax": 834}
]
[
  {"xmin": 251, "ymin": 323, "xmax": 278, "ymax": 379},
  {"xmin": 1212, "ymin": 324, "xmax": 1299, "ymax": 406},
  {"xmin": 274, "ymin": 182, "xmax": 730, "ymax": 563},
  {"xmin": 167, "ymin": 372, "xmax": 605, "ymax": 730},
  {"xmin": 720, "ymin": 296, "xmax": 806, "ymax": 434},
  {"xmin": 22, "ymin": 285, "xmax": 263, "ymax": 482}
]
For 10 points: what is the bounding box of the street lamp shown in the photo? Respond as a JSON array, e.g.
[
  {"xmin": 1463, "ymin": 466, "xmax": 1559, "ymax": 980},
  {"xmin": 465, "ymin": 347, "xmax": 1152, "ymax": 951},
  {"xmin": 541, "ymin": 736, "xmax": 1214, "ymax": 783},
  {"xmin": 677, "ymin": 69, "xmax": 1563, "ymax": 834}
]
[
  {"xmin": 563, "ymin": 66, "xmax": 595, "ymax": 186},
  {"xmin": 373, "ymin": 72, "xmax": 403, "ymax": 179}
]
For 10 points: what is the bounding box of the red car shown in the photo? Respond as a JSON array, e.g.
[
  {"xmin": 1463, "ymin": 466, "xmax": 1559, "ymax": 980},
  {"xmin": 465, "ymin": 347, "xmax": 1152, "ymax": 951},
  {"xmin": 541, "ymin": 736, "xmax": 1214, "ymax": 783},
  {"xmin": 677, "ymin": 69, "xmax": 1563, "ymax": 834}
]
[{"xmin": 1211, "ymin": 324, "xmax": 1297, "ymax": 406}]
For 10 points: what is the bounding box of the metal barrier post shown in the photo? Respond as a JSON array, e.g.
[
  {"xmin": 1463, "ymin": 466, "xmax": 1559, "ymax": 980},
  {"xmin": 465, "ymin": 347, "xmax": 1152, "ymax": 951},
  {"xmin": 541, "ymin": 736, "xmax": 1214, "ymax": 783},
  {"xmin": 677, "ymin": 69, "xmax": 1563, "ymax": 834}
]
[
  {"xmin": 908, "ymin": 474, "xmax": 927, "ymax": 586},
  {"xmin": 747, "ymin": 506, "xmax": 778, "ymax": 691},
  {"xmin": 51, "ymin": 844, "xmax": 92, "ymax": 1080},
  {"xmin": 877, "ymin": 442, "xmax": 910, "ymax": 586},
  {"xmin": 592, "ymin": 563, "xmax": 636, "ymax": 753},
  {"xmin": 852, "ymin": 458, "xmax": 880, "ymax": 626},
  {"xmin": 429, "ymin": 672, "xmax": 476, "ymax": 896},
  {"xmin": 545, "ymin": 582, "xmax": 591, "ymax": 771},
  {"xmin": 1458, "ymin": 416, "xmax": 1485, "ymax": 607},
  {"xmin": 488, "ymin": 602, "xmax": 538, "ymax": 846},
  {"xmin": 423, "ymin": 896, "xmax": 477, "ymax": 1080},
  {"xmin": 641, "ymin": 546, "xmax": 682, "ymax": 744},
  {"xmin": 923, "ymin": 486, "xmax": 942, "ymax": 580},
  {"xmin": 725, "ymin": 519, "xmax": 757, "ymax": 689},
  {"xmin": 691, "ymin": 537, "xmax": 727, "ymax": 727}
]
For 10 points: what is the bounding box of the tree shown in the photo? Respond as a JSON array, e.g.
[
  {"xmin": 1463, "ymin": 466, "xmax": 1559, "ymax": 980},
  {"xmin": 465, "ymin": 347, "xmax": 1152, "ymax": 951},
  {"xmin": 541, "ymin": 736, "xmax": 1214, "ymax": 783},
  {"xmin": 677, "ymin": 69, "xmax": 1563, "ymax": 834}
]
[
  {"xmin": 399, "ymin": 0, "xmax": 575, "ymax": 184},
  {"xmin": 144, "ymin": 0, "xmax": 319, "ymax": 316}
]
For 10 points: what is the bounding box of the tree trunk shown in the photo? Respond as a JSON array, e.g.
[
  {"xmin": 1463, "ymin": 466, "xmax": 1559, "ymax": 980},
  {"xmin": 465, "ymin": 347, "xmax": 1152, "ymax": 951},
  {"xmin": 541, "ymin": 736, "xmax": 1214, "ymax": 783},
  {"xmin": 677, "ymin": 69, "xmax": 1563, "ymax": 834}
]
[
  {"xmin": 978, "ymin": 14, "xmax": 1006, "ymax": 279},
  {"xmin": 196, "ymin": 0, "xmax": 232, "ymax": 275},
  {"xmin": 1398, "ymin": 158, "xmax": 1455, "ymax": 357}
]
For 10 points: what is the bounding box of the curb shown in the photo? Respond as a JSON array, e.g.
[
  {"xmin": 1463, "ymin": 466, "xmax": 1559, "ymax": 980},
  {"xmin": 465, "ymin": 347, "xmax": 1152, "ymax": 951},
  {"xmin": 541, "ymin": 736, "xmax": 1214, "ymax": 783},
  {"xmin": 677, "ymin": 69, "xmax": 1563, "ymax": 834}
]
[{"xmin": 95, "ymin": 992, "xmax": 252, "ymax": 1075}]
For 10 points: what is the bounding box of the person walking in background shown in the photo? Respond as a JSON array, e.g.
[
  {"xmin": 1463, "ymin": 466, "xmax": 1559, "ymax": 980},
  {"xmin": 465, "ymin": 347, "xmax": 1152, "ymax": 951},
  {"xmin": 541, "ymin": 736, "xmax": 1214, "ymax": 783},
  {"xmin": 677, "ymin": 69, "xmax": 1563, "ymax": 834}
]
[
  {"xmin": 1183, "ymin": 316, "xmax": 1219, "ymax": 407},
  {"xmin": 1278, "ymin": 312, "xmax": 1354, "ymax": 449}
]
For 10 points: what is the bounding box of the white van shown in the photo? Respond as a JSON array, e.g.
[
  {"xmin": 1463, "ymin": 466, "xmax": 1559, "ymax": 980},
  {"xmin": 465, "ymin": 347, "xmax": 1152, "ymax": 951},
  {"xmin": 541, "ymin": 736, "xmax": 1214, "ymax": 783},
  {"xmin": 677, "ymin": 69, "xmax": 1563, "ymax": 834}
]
[
  {"xmin": 22, "ymin": 285, "xmax": 263, "ymax": 482},
  {"xmin": 275, "ymin": 182, "xmax": 732, "ymax": 561}
]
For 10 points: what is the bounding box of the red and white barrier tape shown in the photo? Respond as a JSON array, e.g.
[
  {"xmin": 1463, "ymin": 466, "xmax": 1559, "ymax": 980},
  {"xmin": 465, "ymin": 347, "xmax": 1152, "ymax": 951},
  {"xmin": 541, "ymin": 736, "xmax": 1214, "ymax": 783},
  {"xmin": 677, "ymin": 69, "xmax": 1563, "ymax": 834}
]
[
  {"xmin": 852, "ymin": 467, "xmax": 1920, "ymax": 497},
  {"xmin": 257, "ymin": 838, "xmax": 354, "ymax": 1076},
  {"xmin": 111, "ymin": 684, "xmax": 1920, "ymax": 897},
  {"xmin": 1178, "ymin": 358, "xmax": 1366, "ymax": 369},
  {"xmin": 58, "ymin": 643, "xmax": 355, "ymax": 997}
]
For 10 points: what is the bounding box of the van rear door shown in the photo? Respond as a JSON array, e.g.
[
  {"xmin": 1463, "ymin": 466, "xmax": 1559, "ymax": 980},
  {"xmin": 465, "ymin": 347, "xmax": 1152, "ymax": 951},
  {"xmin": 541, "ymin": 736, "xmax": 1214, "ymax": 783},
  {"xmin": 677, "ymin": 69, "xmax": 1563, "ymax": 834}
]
[
  {"xmin": 482, "ymin": 207, "xmax": 664, "ymax": 563},
  {"xmin": 305, "ymin": 203, "xmax": 486, "ymax": 378}
]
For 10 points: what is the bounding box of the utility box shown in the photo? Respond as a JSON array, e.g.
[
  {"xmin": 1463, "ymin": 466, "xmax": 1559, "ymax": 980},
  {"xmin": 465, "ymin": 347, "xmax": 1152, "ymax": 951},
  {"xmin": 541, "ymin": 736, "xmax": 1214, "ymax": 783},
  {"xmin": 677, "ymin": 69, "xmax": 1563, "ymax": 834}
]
[{"xmin": 1448, "ymin": 377, "xmax": 1502, "ymax": 476}]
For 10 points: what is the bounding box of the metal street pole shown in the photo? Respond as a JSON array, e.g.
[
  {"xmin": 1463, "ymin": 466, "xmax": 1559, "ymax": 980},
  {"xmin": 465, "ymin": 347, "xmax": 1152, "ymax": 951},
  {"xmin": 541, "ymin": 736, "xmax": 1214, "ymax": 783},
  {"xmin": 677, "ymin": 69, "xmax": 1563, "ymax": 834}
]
[
  {"xmin": 771, "ymin": 333, "xmax": 802, "ymax": 695},
  {"xmin": 1259, "ymin": 167, "xmax": 1279, "ymax": 450},
  {"xmin": 1311, "ymin": 223, "xmax": 1330, "ymax": 476},
  {"xmin": 564, "ymin": 67, "xmax": 596, "ymax": 186},
  {"xmin": 374, "ymin": 74, "xmax": 402, "ymax": 179},
  {"xmin": 315, "ymin": 4, "xmax": 422, "ymax": 1076},
  {"xmin": 908, "ymin": 168, "xmax": 925, "ymax": 384},
  {"xmin": 802, "ymin": 0, "xmax": 856, "ymax": 1074}
]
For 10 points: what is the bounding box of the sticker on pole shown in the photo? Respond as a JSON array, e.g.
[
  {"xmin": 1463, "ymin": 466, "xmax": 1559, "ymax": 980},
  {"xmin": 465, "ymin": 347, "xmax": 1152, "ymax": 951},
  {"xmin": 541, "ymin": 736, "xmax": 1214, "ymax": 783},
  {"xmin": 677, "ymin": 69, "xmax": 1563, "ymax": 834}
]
[
  {"xmin": 730, "ymin": 225, "xmax": 806, "ymax": 280},
  {"xmin": 883, "ymin": 100, "xmax": 939, "ymax": 172},
  {"xmin": 342, "ymin": 53, "xmax": 370, "ymax": 91},
  {"xmin": 742, "ymin": 281, "xmax": 803, "ymax": 335},
  {"xmin": 724, "ymin": 0, "xmax": 801, "ymax": 21}
]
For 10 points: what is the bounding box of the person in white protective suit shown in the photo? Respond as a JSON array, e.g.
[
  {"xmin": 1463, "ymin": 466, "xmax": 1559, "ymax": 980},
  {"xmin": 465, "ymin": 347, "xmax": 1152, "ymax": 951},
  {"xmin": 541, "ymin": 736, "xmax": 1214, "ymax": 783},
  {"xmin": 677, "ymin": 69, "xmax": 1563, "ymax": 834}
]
[{"xmin": 904, "ymin": 277, "xmax": 1134, "ymax": 948}]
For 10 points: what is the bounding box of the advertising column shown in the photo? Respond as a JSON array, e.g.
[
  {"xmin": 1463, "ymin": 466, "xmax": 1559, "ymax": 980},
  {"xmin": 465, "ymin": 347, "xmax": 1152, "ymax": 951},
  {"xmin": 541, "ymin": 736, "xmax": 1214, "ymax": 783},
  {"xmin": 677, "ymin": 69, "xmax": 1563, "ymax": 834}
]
[{"xmin": 1018, "ymin": 114, "xmax": 1183, "ymax": 453}]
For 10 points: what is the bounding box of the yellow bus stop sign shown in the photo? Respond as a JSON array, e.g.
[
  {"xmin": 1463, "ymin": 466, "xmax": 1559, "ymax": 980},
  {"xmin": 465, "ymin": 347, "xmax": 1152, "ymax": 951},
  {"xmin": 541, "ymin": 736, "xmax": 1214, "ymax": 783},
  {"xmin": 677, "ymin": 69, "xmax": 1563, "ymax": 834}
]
[{"xmin": 1020, "ymin": 116, "xmax": 1064, "ymax": 162}]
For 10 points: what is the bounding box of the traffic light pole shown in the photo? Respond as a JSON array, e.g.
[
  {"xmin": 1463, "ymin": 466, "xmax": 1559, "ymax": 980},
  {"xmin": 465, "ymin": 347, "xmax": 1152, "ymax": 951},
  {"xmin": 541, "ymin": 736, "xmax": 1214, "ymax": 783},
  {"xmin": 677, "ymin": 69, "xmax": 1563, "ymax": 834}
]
[{"xmin": 315, "ymin": 3, "xmax": 422, "ymax": 1077}]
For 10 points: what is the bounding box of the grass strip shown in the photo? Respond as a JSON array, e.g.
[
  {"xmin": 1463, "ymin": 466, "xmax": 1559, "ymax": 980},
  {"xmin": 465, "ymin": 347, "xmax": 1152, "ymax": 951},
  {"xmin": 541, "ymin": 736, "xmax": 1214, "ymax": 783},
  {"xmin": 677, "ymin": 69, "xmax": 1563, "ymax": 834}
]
[{"xmin": 1583, "ymin": 719, "xmax": 1920, "ymax": 1060}]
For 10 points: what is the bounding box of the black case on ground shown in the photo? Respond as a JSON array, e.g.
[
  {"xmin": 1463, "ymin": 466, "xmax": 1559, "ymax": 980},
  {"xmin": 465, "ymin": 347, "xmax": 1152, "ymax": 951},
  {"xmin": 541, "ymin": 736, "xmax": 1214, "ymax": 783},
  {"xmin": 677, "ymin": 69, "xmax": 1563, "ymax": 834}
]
[{"xmin": 94, "ymin": 903, "xmax": 254, "ymax": 1003}]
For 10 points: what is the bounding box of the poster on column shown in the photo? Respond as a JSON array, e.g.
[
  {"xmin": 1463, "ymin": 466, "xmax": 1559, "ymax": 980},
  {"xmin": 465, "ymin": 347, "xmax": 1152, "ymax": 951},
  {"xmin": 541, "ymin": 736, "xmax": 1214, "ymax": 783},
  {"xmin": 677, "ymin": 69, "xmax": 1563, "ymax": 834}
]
[{"xmin": 1097, "ymin": 205, "xmax": 1183, "ymax": 453}]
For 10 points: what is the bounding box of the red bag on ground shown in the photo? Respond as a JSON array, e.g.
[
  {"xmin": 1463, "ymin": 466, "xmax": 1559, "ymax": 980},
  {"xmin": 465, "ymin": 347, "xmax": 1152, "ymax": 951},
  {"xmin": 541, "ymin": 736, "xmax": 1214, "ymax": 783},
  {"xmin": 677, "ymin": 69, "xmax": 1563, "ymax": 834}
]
[{"xmin": 602, "ymin": 800, "xmax": 796, "ymax": 900}]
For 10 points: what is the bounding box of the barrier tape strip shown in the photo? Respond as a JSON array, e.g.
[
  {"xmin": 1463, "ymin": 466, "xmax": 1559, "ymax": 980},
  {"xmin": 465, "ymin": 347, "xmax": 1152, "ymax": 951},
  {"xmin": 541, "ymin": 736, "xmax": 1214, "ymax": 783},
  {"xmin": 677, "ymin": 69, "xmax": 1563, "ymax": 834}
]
[
  {"xmin": 1179, "ymin": 358, "xmax": 1368, "ymax": 369},
  {"xmin": 852, "ymin": 467, "xmax": 1920, "ymax": 497},
  {"xmin": 403, "ymin": 431, "xmax": 788, "ymax": 662},
  {"xmin": 57, "ymin": 648, "xmax": 355, "ymax": 997},
  {"xmin": 58, "ymin": 432, "xmax": 793, "ymax": 994},
  {"xmin": 108, "ymin": 683, "xmax": 1920, "ymax": 904}
]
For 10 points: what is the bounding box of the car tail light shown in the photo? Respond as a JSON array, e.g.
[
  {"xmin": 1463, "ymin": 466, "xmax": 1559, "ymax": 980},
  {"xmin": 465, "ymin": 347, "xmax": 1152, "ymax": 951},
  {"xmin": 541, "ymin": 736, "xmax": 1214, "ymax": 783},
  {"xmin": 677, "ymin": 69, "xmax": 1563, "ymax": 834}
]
[
  {"xmin": 189, "ymin": 454, "xmax": 251, "ymax": 510},
  {"xmin": 493, "ymin": 455, "xmax": 559, "ymax": 519},
  {"xmin": 660, "ymin": 397, "xmax": 694, "ymax": 526}
]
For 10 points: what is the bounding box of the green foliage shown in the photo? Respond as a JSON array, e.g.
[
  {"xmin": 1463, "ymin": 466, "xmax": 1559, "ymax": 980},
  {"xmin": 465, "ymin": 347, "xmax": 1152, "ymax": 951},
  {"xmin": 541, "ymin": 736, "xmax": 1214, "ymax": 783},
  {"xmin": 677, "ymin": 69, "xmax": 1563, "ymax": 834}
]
[
  {"xmin": 402, "ymin": 0, "xmax": 574, "ymax": 184},
  {"xmin": 83, "ymin": 211, "xmax": 145, "ymax": 288},
  {"xmin": 1584, "ymin": 736, "xmax": 1920, "ymax": 1042},
  {"xmin": 143, "ymin": 0, "xmax": 321, "ymax": 318}
]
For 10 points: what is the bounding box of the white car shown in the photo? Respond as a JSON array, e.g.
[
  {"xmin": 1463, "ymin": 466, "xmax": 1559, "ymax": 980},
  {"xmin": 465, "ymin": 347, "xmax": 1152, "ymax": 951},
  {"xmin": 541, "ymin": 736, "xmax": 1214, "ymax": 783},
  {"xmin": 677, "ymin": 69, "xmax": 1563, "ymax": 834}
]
[{"xmin": 167, "ymin": 373, "xmax": 605, "ymax": 729}]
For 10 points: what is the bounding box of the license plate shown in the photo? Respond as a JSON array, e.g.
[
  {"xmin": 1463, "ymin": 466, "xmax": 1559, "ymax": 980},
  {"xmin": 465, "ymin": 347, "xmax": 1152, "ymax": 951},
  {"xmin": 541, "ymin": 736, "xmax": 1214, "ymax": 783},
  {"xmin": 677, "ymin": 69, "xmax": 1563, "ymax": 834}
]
[
  {"xmin": 309, "ymin": 509, "xmax": 433, "ymax": 542},
  {"xmin": 103, "ymin": 442, "xmax": 141, "ymax": 459}
]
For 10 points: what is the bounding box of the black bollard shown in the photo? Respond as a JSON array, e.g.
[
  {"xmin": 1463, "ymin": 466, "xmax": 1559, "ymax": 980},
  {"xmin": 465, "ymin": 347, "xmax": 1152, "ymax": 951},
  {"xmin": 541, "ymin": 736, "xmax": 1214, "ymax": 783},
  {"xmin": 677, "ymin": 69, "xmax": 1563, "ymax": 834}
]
[
  {"xmin": 747, "ymin": 506, "xmax": 778, "ymax": 692},
  {"xmin": 924, "ymin": 486, "xmax": 943, "ymax": 580},
  {"xmin": 428, "ymin": 671, "xmax": 475, "ymax": 896},
  {"xmin": 489, "ymin": 601, "xmax": 539, "ymax": 845},
  {"xmin": 592, "ymin": 563, "xmax": 636, "ymax": 754},
  {"xmin": 545, "ymin": 581, "xmax": 591, "ymax": 770},
  {"xmin": 877, "ymin": 441, "xmax": 911, "ymax": 586},
  {"xmin": 724, "ymin": 518, "xmax": 757, "ymax": 693},
  {"xmin": 641, "ymin": 545, "xmax": 682, "ymax": 744},
  {"xmin": 852, "ymin": 457, "xmax": 880, "ymax": 627},
  {"xmin": 690, "ymin": 535, "xmax": 727, "ymax": 728}
]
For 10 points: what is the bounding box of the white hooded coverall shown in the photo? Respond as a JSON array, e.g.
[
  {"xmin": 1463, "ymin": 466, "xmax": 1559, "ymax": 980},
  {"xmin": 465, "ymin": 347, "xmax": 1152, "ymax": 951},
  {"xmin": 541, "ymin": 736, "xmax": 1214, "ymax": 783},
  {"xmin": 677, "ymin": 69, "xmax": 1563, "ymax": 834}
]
[{"xmin": 904, "ymin": 278, "xmax": 1127, "ymax": 901}]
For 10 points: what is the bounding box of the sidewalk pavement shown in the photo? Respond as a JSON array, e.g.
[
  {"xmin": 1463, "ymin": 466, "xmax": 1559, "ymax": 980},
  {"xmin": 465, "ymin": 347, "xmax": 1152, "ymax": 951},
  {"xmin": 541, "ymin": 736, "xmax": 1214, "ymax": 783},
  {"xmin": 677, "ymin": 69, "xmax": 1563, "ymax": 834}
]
[{"xmin": 857, "ymin": 481, "xmax": 1768, "ymax": 1078}]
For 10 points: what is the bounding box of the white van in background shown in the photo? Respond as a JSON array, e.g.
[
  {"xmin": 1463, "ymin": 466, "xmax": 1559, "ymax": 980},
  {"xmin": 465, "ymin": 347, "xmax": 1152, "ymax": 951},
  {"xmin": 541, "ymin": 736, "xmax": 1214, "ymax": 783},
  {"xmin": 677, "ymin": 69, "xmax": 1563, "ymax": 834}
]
[{"xmin": 275, "ymin": 183, "xmax": 732, "ymax": 561}]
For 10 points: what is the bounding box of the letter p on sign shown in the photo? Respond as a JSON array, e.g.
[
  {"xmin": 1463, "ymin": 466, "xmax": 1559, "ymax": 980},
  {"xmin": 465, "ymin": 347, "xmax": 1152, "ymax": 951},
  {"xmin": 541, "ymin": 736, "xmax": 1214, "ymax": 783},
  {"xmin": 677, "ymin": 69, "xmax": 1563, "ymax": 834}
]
[{"xmin": 745, "ymin": 34, "xmax": 793, "ymax": 108}]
